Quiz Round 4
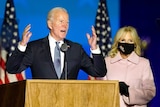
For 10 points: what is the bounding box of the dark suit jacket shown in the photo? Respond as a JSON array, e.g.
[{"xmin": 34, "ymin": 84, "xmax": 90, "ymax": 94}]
[{"xmin": 6, "ymin": 36, "xmax": 107, "ymax": 79}]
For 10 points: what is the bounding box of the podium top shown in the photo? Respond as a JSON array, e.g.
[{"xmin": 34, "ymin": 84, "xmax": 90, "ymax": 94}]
[{"xmin": 25, "ymin": 79, "xmax": 119, "ymax": 84}]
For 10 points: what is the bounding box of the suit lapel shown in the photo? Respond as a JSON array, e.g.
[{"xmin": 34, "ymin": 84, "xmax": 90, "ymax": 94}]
[{"xmin": 42, "ymin": 37, "xmax": 58, "ymax": 77}]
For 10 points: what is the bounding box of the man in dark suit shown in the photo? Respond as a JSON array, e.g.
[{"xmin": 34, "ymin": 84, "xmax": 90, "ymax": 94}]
[{"xmin": 6, "ymin": 7, "xmax": 107, "ymax": 79}]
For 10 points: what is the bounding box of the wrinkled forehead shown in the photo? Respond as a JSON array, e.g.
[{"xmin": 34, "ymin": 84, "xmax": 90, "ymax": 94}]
[{"xmin": 54, "ymin": 10, "xmax": 69, "ymax": 17}]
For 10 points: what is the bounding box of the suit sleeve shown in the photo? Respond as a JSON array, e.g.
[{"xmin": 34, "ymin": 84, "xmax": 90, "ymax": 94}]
[
  {"xmin": 6, "ymin": 48, "xmax": 25, "ymax": 73},
  {"xmin": 6, "ymin": 43, "xmax": 33, "ymax": 74},
  {"xmin": 80, "ymin": 47, "xmax": 107, "ymax": 77}
]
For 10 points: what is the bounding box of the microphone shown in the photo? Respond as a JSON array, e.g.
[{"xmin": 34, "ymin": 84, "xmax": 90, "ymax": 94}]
[
  {"xmin": 60, "ymin": 43, "xmax": 69, "ymax": 80},
  {"xmin": 60, "ymin": 43, "xmax": 69, "ymax": 52}
]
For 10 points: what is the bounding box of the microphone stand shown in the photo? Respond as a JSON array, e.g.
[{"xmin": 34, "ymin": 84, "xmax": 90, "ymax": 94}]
[
  {"xmin": 64, "ymin": 58, "xmax": 67, "ymax": 80},
  {"xmin": 60, "ymin": 43, "xmax": 69, "ymax": 80}
]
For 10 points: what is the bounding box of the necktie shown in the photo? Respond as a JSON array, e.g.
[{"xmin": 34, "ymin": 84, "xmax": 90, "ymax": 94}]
[{"xmin": 54, "ymin": 42, "xmax": 61, "ymax": 78}]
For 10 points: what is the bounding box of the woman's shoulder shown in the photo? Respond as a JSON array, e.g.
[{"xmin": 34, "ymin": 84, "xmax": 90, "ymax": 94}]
[
  {"xmin": 139, "ymin": 56, "xmax": 149, "ymax": 61},
  {"xmin": 139, "ymin": 56, "xmax": 150, "ymax": 65}
]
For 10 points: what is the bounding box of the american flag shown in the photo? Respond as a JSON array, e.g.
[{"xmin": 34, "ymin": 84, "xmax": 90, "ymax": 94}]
[
  {"xmin": 0, "ymin": 0, "xmax": 25, "ymax": 84},
  {"xmin": 95, "ymin": 0, "xmax": 112, "ymax": 57},
  {"xmin": 88, "ymin": 0, "xmax": 112, "ymax": 80}
]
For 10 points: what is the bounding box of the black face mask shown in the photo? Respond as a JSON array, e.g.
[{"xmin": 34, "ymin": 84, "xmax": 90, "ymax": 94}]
[{"xmin": 118, "ymin": 42, "xmax": 134, "ymax": 55}]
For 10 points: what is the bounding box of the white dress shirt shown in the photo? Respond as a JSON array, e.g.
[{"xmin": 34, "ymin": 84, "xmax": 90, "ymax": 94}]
[{"xmin": 48, "ymin": 34, "xmax": 64, "ymax": 73}]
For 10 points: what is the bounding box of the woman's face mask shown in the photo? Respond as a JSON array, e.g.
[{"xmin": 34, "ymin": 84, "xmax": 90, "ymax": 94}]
[{"xmin": 118, "ymin": 42, "xmax": 134, "ymax": 55}]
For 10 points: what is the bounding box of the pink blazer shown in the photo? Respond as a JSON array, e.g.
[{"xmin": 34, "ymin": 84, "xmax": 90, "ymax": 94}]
[{"xmin": 97, "ymin": 52, "xmax": 156, "ymax": 107}]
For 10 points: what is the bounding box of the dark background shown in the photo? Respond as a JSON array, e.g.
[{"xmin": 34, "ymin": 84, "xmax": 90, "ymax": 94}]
[{"xmin": 120, "ymin": 0, "xmax": 160, "ymax": 106}]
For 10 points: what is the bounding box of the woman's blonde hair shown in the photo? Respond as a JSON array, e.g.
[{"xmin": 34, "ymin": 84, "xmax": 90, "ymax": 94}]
[{"xmin": 109, "ymin": 26, "xmax": 141, "ymax": 58}]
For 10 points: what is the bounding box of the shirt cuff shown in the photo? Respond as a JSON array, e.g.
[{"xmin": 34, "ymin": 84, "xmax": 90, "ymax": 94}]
[
  {"xmin": 18, "ymin": 42, "xmax": 27, "ymax": 52},
  {"xmin": 90, "ymin": 46, "xmax": 101, "ymax": 54}
]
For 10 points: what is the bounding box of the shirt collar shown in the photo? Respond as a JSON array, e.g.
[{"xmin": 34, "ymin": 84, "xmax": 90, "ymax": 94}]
[
  {"xmin": 110, "ymin": 51, "xmax": 139, "ymax": 64},
  {"xmin": 48, "ymin": 33, "xmax": 64, "ymax": 47}
]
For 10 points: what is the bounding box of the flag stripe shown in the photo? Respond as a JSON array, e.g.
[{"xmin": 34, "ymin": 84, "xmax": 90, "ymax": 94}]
[
  {"xmin": 0, "ymin": 49, "xmax": 8, "ymax": 84},
  {"xmin": 4, "ymin": 72, "xmax": 9, "ymax": 84},
  {"xmin": 16, "ymin": 73, "xmax": 25, "ymax": 81},
  {"xmin": 0, "ymin": 57, "xmax": 5, "ymax": 70},
  {"xmin": 0, "ymin": 80, "xmax": 2, "ymax": 84}
]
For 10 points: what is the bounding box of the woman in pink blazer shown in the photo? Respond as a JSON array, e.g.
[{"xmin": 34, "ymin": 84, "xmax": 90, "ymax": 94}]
[{"xmin": 97, "ymin": 26, "xmax": 156, "ymax": 107}]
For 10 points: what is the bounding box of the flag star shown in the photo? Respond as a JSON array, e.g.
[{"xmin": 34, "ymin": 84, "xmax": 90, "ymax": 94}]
[
  {"xmin": 11, "ymin": 7, "xmax": 15, "ymax": 12},
  {"xmin": 6, "ymin": 3, "xmax": 10, "ymax": 7},
  {"xmin": 13, "ymin": 31, "xmax": 17, "ymax": 36},
  {"xmin": 101, "ymin": 45, "xmax": 106, "ymax": 50},
  {"xmin": 9, "ymin": 21, "xmax": 13, "ymax": 26},
  {"xmin": 102, "ymin": 24, "xmax": 105, "ymax": 29},
  {"xmin": 9, "ymin": 14, "xmax": 14, "ymax": 19},
  {"xmin": 12, "ymin": 39, "xmax": 16, "ymax": 44},
  {"xmin": 14, "ymin": 24, "xmax": 18, "ymax": 28},
  {"xmin": 97, "ymin": 37, "xmax": 100, "ymax": 41},
  {"xmin": 96, "ymin": 30, "xmax": 100, "ymax": 35},
  {"xmin": 97, "ymin": 16, "xmax": 100, "ymax": 20},
  {"xmin": 2, "ymin": 38, "xmax": 6, "ymax": 43},
  {"xmin": 102, "ymin": 38, "xmax": 106, "ymax": 43},
  {"xmin": 10, "ymin": 46, "xmax": 15, "ymax": 51},
  {"xmin": 102, "ymin": 31, "xmax": 106, "ymax": 36}
]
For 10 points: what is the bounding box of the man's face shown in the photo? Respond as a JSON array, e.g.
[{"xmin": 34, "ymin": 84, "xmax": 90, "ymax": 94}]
[{"xmin": 48, "ymin": 10, "xmax": 69, "ymax": 41}]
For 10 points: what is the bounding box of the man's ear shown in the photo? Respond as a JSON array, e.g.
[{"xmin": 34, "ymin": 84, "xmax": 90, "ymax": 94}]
[{"xmin": 47, "ymin": 20, "xmax": 52, "ymax": 29}]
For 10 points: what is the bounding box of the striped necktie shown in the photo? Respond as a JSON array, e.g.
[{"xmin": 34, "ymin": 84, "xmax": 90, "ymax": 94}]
[{"xmin": 54, "ymin": 42, "xmax": 61, "ymax": 78}]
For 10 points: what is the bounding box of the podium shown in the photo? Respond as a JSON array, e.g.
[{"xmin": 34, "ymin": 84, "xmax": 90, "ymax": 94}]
[{"xmin": 0, "ymin": 80, "xmax": 120, "ymax": 107}]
